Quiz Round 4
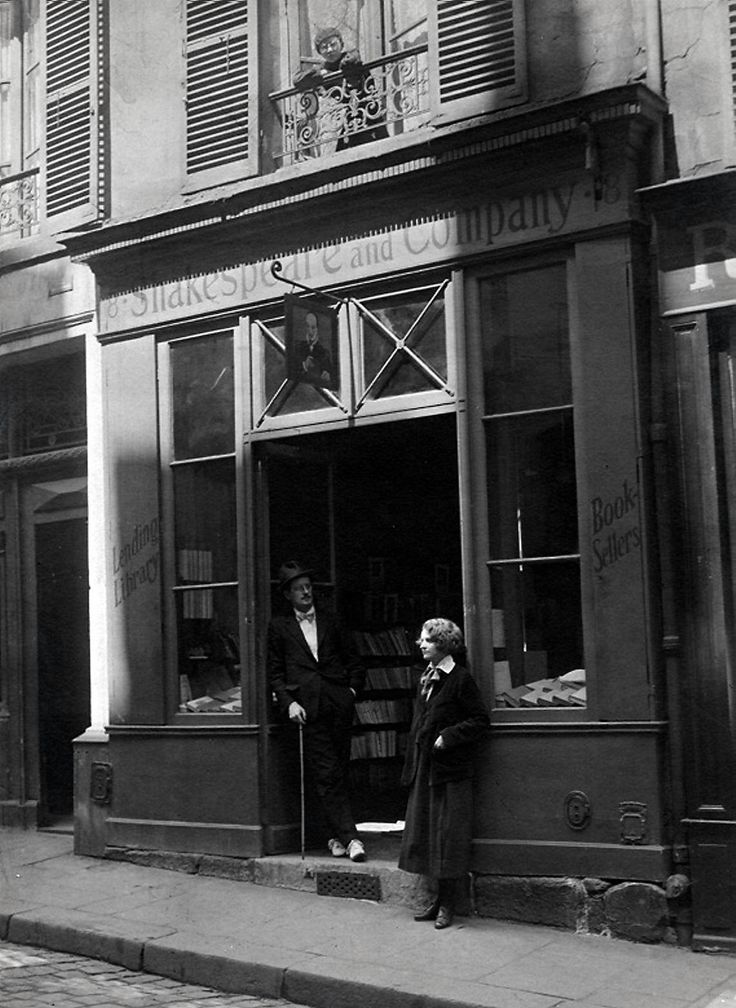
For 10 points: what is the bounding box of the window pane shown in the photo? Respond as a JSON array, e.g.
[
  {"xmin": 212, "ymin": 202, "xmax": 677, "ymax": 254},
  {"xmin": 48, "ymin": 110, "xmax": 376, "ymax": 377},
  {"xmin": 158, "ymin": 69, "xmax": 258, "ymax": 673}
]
[
  {"xmin": 481, "ymin": 265, "xmax": 570, "ymax": 413},
  {"xmin": 486, "ymin": 411, "xmax": 578, "ymax": 560},
  {"xmin": 491, "ymin": 561, "xmax": 584, "ymax": 707},
  {"xmin": 174, "ymin": 458, "xmax": 237, "ymax": 584},
  {"xmin": 362, "ymin": 290, "xmax": 447, "ymax": 397},
  {"xmin": 177, "ymin": 586, "xmax": 241, "ymax": 713},
  {"xmin": 386, "ymin": 1, "xmax": 427, "ymax": 49},
  {"xmin": 172, "ymin": 333, "xmax": 234, "ymax": 460}
]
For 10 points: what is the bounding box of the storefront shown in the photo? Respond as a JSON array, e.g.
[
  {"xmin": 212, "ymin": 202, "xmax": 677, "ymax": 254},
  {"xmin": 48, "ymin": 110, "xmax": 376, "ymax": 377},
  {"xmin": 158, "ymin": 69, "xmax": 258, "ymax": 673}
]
[
  {"xmin": 0, "ymin": 250, "xmax": 94, "ymax": 829},
  {"xmin": 642, "ymin": 169, "xmax": 736, "ymax": 951},
  {"xmin": 72, "ymin": 85, "xmax": 676, "ymax": 928}
]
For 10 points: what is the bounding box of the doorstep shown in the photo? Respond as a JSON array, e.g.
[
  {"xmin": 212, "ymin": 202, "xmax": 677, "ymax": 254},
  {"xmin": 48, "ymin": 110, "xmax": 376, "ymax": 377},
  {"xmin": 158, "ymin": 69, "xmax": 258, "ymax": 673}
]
[{"xmin": 103, "ymin": 828, "xmax": 434, "ymax": 911}]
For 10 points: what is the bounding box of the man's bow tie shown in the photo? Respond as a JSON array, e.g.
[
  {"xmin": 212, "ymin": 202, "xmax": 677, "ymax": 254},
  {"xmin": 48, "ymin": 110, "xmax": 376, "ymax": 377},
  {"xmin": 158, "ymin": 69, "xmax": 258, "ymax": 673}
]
[{"xmin": 297, "ymin": 610, "xmax": 316, "ymax": 623}]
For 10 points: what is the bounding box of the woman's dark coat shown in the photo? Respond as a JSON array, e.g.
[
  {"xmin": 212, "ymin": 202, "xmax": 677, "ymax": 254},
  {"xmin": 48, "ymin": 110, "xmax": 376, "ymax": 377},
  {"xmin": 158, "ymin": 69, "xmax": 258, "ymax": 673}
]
[
  {"xmin": 401, "ymin": 663, "xmax": 489, "ymax": 788},
  {"xmin": 399, "ymin": 662, "xmax": 489, "ymax": 879}
]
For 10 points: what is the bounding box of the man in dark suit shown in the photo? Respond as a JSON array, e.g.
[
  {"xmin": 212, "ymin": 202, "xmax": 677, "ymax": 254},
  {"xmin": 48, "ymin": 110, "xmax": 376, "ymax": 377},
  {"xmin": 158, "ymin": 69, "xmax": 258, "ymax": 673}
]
[{"xmin": 267, "ymin": 560, "xmax": 367, "ymax": 861}]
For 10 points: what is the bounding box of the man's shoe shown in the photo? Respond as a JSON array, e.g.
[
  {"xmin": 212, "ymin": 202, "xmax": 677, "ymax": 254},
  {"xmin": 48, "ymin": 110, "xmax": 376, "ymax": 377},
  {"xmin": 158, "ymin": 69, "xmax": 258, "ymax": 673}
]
[
  {"xmin": 413, "ymin": 899, "xmax": 440, "ymax": 922},
  {"xmin": 434, "ymin": 906, "xmax": 454, "ymax": 930},
  {"xmin": 347, "ymin": 838, "xmax": 366, "ymax": 862},
  {"xmin": 327, "ymin": 838, "xmax": 347, "ymax": 857}
]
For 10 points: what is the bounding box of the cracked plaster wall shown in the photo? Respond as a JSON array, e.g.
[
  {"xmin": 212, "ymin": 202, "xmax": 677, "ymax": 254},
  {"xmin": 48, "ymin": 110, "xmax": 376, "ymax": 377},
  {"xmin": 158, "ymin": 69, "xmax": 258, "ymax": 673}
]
[
  {"xmin": 661, "ymin": 0, "xmax": 736, "ymax": 174},
  {"xmin": 526, "ymin": 0, "xmax": 647, "ymax": 102}
]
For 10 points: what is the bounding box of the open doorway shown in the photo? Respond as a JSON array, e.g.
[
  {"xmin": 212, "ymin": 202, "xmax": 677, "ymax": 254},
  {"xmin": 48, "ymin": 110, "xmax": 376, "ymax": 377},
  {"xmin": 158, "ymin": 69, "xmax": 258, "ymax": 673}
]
[
  {"xmin": 36, "ymin": 518, "xmax": 90, "ymax": 825},
  {"xmin": 264, "ymin": 413, "xmax": 462, "ymax": 826}
]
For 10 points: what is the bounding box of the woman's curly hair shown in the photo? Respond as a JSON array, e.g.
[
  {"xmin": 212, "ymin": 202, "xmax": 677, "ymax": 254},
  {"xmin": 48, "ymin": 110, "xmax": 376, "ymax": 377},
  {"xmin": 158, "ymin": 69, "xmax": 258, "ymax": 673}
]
[{"xmin": 417, "ymin": 617, "xmax": 464, "ymax": 655}]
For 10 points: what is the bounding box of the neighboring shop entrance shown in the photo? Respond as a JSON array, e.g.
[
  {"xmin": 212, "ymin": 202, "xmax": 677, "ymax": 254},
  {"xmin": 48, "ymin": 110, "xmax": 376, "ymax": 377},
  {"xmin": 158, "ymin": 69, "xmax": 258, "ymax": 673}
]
[
  {"xmin": 35, "ymin": 516, "xmax": 90, "ymax": 824},
  {"xmin": 260, "ymin": 412, "xmax": 462, "ymax": 826}
]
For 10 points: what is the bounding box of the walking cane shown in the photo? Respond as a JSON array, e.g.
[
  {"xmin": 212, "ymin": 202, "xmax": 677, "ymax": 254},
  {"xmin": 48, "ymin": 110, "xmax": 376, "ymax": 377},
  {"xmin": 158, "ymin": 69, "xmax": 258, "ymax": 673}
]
[{"xmin": 298, "ymin": 720, "xmax": 305, "ymax": 860}]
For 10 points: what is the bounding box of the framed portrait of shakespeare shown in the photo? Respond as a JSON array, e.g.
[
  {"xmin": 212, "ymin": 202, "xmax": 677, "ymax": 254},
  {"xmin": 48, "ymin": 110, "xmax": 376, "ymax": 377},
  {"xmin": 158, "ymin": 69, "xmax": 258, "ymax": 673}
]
[{"xmin": 285, "ymin": 294, "xmax": 339, "ymax": 390}]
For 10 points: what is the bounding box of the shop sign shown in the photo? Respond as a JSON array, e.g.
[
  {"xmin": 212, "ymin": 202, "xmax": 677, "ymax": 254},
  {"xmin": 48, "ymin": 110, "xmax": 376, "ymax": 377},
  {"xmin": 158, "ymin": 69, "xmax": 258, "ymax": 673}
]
[
  {"xmin": 590, "ymin": 478, "xmax": 641, "ymax": 574},
  {"xmin": 99, "ymin": 169, "xmax": 628, "ymax": 334},
  {"xmin": 112, "ymin": 515, "xmax": 160, "ymax": 608},
  {"xmin": 657, "ymin": 215, "xmax": 736, "ymax": 315}
]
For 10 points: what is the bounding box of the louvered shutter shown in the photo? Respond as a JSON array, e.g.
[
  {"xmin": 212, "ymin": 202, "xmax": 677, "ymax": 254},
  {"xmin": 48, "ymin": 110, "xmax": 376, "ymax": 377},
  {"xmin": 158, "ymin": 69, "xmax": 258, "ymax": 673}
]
[
  {"xmin": 45, "ymin": 0, "xmax": 101, "ymax": 228},
  {"xmin": 185, "ymin": 0, "xmax": 257, "ymax": 186},
  {"xmin": 429, "ymin": 0, "xmax": 527, "ymax": 123}
]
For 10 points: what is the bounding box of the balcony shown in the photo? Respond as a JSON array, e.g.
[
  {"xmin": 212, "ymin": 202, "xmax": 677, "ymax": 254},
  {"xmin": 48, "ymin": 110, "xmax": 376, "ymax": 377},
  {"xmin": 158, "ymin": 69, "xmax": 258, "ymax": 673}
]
[
  {"xmin": 0, "ymin": 168, "xmax": 40, "ymax": 242},
  {"xmin": 269, "ymin": 45, "xmax": 430, "ymax": 165}
]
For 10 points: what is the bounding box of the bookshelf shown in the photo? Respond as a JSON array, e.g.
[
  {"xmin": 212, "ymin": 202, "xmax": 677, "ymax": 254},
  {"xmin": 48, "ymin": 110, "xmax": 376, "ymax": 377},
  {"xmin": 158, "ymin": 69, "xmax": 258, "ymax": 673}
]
[{"xmin": 349, "ymin": 624, "xmax": 419, "ymax": 819}]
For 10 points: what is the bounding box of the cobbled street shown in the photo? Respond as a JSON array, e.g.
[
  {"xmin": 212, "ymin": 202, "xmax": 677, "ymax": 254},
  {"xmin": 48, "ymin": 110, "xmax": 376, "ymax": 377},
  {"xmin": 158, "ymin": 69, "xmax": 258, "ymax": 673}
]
[{"xmin": 0, "ymin": 941, "xmax": 288, "ymax": 1008}]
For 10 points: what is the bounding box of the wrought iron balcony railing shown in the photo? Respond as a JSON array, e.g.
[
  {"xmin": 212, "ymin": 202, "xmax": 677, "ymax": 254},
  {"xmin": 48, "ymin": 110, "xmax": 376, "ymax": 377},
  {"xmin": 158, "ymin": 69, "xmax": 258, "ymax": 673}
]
[
  {"xmin": 269, "ymin": 45, "xmax": 430, "ymax": 164},
  {"xmin": 0, "ymin": 167, "xmax": 40, "ymax": 242}
]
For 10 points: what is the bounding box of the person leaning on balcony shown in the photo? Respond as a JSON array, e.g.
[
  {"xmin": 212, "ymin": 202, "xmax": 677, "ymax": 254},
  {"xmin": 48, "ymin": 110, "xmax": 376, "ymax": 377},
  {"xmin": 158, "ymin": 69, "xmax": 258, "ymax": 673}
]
[
  {"xmin": 292, "ymin": 26, "xmax": 387, "ymax": 149},
  {"xmin": 399, "ymin": 618, "xmax": 490, "ymax": 930},
  {"xmin": 267, "ymin": 560, "xmax": 367, "ymax": 863}
]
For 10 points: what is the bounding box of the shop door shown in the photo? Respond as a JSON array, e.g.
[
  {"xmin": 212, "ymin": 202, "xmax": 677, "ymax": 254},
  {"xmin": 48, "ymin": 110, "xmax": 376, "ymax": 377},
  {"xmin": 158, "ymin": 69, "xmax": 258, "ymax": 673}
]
[
  {"xmin": 259, "ymin": 415, "xmax": 462, "ymax": 832},
  {"xmin": 666, "ymin": 313, "xmax": 736, "ymax": 950},
  {"xmin": 35, "ymin": 518, "xmax": 90, "ymax": 823}
]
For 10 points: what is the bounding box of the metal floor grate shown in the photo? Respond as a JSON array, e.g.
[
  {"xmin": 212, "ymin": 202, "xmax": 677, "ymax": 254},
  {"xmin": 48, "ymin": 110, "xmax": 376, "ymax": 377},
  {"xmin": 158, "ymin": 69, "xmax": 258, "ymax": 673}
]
[{"xmin": 315, "ymin": 870, "xmax": 382, "ymax": 901}]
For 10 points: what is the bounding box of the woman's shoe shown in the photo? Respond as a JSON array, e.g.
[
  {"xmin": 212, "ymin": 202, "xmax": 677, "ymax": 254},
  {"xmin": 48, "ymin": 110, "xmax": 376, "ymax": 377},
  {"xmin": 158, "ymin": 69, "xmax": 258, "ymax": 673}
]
[
  {"xmin": 413, "ymin": 898, "xmax": 440, "ymax": 922},
  {"xmin": 434, "ymin": 906, "xmax": 454, "ymax": 929}
]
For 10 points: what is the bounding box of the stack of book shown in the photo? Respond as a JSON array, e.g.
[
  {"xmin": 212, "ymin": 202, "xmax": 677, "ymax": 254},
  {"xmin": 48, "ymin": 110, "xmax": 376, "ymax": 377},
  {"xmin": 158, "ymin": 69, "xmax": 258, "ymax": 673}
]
[
  {"xmin": 354, "ymin": 698, "xmax": 413, "ymax": 724},
  {"xmin": 494, "ymin": 669, "xmax": 586, "ymax": 708},
  {"xmin": 353, "ymin": 627, "xmax": 412, "ymax": 655},
  {"xmin": 364, "ymin": 666, "xmax": 415, "ymax": 690}
]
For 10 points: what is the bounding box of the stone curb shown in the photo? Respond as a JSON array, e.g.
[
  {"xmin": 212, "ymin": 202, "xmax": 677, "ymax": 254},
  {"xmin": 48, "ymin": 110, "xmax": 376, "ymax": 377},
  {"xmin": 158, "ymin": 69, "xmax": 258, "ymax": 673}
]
[
  {"xmin": 5, "ymin": 911, "xmax": 146, "ymax": 971},
  {"xmin": 0, "ymin": 907, "xmax": 520, "ymax": 1008}
]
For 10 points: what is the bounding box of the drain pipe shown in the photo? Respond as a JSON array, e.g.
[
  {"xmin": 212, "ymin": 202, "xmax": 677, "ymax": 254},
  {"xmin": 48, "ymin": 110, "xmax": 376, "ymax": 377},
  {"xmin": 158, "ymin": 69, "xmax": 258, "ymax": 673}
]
[
  {"xmin": 644, "ymin": 0, "xmax": 664, "ymax": 96},
  {"xmin": 644, "ymin": 0, "xmax": 666, "ymax": 184},
  {"xmin": 11, "ymin": 478, "xmax": 26, "ymax": 808}
]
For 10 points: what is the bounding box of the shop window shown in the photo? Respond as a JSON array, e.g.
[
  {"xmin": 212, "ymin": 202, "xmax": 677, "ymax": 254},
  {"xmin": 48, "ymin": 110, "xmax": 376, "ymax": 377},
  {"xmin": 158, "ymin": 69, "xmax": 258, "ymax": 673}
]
[
  {"xmin": 184, "ymin": 0, "xmax": 258, "ymax": 188},
  {"xmin": 166, "ymin": 331, "xmax": 241, "ymax": 716},
  {"xmin": 481, "ymin": 264, "xmax": 585, "ymax": 710},
  {"xmin": 0, "ymin": 353, "xmax": 86, "ymax": 458},
  {"xmin": 269, "ymin": 0, "xmax": 526, "ymax": 165},
  {"xmin": 173, "ymin": 467, "xmax": 240, "ymax": 713},
  {"xmin": 171, "ymin": 332, "xmax": 235, "ymax": 460}
]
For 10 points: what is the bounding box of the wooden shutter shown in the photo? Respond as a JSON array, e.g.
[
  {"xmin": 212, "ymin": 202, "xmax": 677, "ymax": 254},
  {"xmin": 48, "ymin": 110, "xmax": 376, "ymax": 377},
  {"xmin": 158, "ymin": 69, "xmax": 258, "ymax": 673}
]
[
  {"xmin": 429, "ymin": 0, "xmax": 527, "ymax": 123},
  {"xmin": 185, "ymin": 0, "xmax": 257, "ymax": 187},
  {"xmin": 45, "ymin": 0, "xmax": 101, "ymax": 228}
]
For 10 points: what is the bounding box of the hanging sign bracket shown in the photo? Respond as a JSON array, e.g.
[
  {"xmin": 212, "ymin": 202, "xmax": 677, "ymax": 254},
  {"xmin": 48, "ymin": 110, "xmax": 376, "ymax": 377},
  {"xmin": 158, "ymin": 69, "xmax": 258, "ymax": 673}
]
[{"xmin": 270, "ymin": 260, "xmax": 346, "ymax": 306}]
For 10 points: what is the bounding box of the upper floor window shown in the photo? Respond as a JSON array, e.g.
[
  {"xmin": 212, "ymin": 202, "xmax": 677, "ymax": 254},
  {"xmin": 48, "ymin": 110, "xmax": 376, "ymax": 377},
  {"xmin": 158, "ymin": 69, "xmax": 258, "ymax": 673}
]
[
  {"xmin": 269, "ymin": 0, "xmax": 527, "ymax": 165},
  {"xmin": 0, "ymin": 0, "xmax": 103, "ymax": 243}
]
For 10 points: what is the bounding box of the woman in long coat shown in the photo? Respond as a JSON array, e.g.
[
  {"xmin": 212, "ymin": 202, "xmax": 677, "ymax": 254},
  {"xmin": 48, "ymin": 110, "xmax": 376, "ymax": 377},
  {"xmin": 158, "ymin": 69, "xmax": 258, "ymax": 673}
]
[{"xmin": 399, "ymin": 618, "xmax": 489, "ymax": 929}]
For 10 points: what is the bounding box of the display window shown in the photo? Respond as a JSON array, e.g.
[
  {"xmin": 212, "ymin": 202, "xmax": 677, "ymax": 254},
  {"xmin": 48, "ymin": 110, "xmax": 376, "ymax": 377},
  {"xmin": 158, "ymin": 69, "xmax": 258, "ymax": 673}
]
[
  {"xmin": 161, "ymin": 328, "xmax": 243, "ymax": 716},
  {"xmin": 477, "ymin": 262, "xmax": 586, "ymax": 710}
]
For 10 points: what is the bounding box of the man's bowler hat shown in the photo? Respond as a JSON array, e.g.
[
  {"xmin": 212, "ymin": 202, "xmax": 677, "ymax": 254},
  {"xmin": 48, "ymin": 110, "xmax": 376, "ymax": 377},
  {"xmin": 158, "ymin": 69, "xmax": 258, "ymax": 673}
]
[{"xmin": 277, "ymin": 560, "xmax": 314, "ymax": 591}]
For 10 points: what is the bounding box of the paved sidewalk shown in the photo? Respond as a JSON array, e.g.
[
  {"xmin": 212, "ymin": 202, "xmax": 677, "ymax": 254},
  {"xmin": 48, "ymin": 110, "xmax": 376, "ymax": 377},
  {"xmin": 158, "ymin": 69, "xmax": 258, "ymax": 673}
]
[
  {"xmin": 1, "ymin": 828, "xmax": 736, "ymax": 1008},
  {"xmin": 0, "ymin": 940, "xmax": 286, "ymax": 1007}
]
